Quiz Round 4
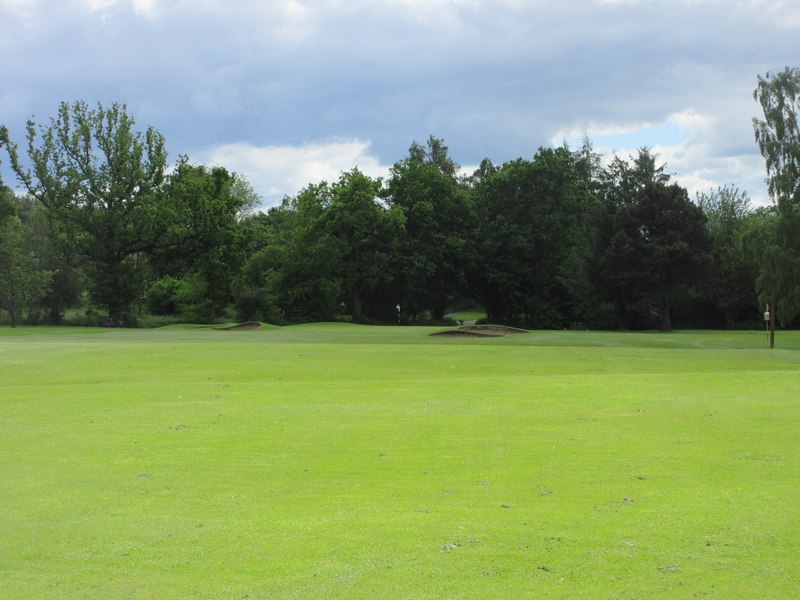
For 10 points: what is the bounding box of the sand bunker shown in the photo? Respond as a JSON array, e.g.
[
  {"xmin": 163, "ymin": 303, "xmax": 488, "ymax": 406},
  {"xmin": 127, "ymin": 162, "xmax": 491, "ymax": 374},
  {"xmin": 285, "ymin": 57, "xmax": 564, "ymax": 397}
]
[{"xmin": 430, "ymin": 324, "xmax": 527, "ymax": 337}]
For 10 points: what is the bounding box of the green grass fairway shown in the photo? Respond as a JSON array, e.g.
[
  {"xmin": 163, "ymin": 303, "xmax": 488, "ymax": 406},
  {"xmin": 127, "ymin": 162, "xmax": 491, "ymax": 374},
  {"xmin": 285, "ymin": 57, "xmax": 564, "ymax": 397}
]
[{"xmin": 2, "ymin": 325, "xmax": 799, "ymax": 598}]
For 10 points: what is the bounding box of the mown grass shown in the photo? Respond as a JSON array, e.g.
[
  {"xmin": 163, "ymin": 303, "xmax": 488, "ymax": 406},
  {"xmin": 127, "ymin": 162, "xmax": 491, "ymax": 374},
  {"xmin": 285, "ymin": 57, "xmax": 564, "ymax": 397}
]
[{"xmin": 1, "ymin": 324, "xmax": 798, "ymax": 598}]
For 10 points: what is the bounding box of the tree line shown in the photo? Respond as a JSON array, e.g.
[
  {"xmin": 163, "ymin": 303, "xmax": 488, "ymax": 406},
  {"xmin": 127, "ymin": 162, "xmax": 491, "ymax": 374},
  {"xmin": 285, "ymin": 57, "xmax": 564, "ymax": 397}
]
[{"xmin": 1, "ymin": 68, "xmax": 799, "ymax": 330}]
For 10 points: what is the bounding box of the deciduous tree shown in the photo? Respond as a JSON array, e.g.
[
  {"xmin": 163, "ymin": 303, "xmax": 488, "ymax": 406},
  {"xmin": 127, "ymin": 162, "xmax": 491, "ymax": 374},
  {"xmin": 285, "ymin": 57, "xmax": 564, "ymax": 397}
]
[
  {"xmin": 384, "ymin": 139, "xmax": 475, "ymax": 320},
  {"xmin": 0, "ymin": 185, "xmax": 52, "ymax": 326},
  {"xmin": 697, "ymin": 185, "xmax": 758, "ymax": 328},
  {"xmin": 321, "ymin": 169, "xmax": 403, "ymax": 322},
  {"xmin": 602, "ymin": 183, "xmax": 711, "ymax": 330},
  {"xmin": 474, "ymin": 147, "xmax": 597, "ymax": 326},
  {"xmin": 1, "ymin": 101, "xmax": 168, "ymax": 322},
  {"xmin": 152, "ymin": 159, "xmax": 258, "ymax": 321},
  {"xmin": 753, "ymin": 67, "xmax": 800, "ymax": 324}
]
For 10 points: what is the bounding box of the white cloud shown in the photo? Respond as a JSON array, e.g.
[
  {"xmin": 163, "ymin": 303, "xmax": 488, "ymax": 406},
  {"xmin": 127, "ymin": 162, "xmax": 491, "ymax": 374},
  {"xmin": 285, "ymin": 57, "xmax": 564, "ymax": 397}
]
[
  {"xmin": 553, "ymin": 106, "xmax": 771, "ymax": 206},
  {"xmin": 131, "ymin": 0, "xmax": 157, "ymax": 18},
  {"xmin": 197, "ymin": 140, "xmax": 390, "ymax": 208},
  {"xmin": 0, "ymin": 0, "xmax": 795, "ymax": 209}
]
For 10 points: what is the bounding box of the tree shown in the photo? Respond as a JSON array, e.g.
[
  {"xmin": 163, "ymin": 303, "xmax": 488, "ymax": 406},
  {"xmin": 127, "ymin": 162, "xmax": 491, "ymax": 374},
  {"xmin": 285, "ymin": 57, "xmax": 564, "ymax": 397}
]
[
  {"xmin": 235, "ymin": 183, "xmax": 343, "ymax": 324},
  {"xmin": 17, "ymin": 196, "xmax": 83, "ymax": 323},
  {"xmin": 599, "ymin": 147, "xmax": 671, "ymax": 211},
  {"xmin": 595, "ymin": 149, "xmax": 677, "ymax": 328},
  {"xmin": 602, "ymin": 182, "xmax": 711, "ymax": 330},
  {"xmin": 321, "ymin": 169, "xmax": 403, "ymax": 322},
  {"xmin": 233, "ymin": 210, "xmax": 293, "ymax": 324},
  {"xmin": 474, "ymin": 147, "xmax": 597, "ymax": 326},
  {"xmin": 753, "ymin": 67, "xmax": 800, "ymax": 325},
  {"xmin": 0, "ymin": 176, "xmax": 13, "ymax": 221},
  {"xmin": 741, "ymin": 206, "xmax": 781, "ymax": 335},
  {"xmin": 151, "ymin": 159, "xmax": 258, "ymax": 321},
  {"xmin": 1, "ymin": 101, "xmax": 168, "ymax": 322},
  {"xmin": 407, "ymin": 135, "xmax": 460, "ymax": 179},
  {"xmin": 0, "ymin": 184, "xmax": 52, "ymax": 327},
  {"xmin": 697, "ymin": 185, "xmax": 758, "ymax": 328},
  {"xmin": 383, "ymin": 141, "xmax": 475, "ymax": 320}
]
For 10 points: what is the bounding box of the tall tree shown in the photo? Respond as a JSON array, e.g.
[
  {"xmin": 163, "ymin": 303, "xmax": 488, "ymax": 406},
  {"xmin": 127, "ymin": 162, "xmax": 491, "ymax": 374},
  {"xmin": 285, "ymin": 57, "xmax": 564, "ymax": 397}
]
[
  {"xmin": 0, "ymin": 176, "xmax": 14, "ymax": 222},
  {"xmin": 384, "ymin": 140, "xmax": 475, "ymax": 320},
  {"xmin": 407, "ymin": 135, "xmax": 460, "ymax": 179},
  {"xmin": 753, "ymin": 67, "xmax": 800, "ymax": 325},
  {"xmin": 697, "ymin": 185, "xmax": 758, "ymax": 328},
  {"xmin": 474, "ymin": 147, "xmax": 597, "ymax": 326},
  {"xmin": 321, "ymin": 169, "xmax": 403, "ymax": 322},
  {"xmin": 596, "ymin": 148, "xmax": 675, "ymax": 328},
  {"xmin": 602, "ymin": 182, "xmax": 711, "ymax": 330},
  {"xmin": 234, "ymin": 209, "xmax": 295, "ymax": 324},
  {"xmin": 235, "ymin": 183, "xmax": 344, "ymax": 323},
  {"xmin": 0, "ymin": 184, "xmax": 52, "ymax": 327},
  {"xmin": 151, "ymin": 159, "xmax": 258, "ymax": 321},
  {"xmin": 599, "ymin": 147, "xmax": 671, "ymax": 210},
  {"xmin": 1, "ymin": 101, "xmax": 168, "ymax": 322}
]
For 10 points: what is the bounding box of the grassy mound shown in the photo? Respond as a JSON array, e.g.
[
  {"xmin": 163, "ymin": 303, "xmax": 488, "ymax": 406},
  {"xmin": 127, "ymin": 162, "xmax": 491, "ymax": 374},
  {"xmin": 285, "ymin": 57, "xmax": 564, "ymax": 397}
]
[{"xmin": 217, "ymin": 321, "xmax": 264, "ymax": 331}]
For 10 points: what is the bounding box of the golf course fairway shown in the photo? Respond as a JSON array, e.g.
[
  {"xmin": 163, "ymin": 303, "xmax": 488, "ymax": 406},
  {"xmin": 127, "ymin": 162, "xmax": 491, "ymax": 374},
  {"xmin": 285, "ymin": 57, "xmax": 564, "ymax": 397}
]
[{"xmin": 1, "ymin": 324, "xmax": 798, "ymax": 598}]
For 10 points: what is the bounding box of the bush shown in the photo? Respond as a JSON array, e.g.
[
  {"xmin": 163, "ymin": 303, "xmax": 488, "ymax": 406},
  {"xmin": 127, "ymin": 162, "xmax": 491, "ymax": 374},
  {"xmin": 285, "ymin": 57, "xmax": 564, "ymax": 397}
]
[{"xmin": 144, "ymin": 277, "xmax": 182, "ymax": 315}]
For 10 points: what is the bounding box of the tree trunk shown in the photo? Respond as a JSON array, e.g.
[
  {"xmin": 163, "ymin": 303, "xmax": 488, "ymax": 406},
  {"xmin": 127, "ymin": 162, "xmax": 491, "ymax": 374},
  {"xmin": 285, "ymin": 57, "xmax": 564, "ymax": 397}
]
[
  {"xmin": 9, "ymin": 273, "xmax": 16, "ymax": 327},
  {"xmin": 659, "ymin": 296, "xmax": 672, "ymax": 331},
  {"xmin": 769, "ymin": 291, "xmax": 776, "ymax": 349},
  {"xmin": 616, "ymin": 301, "xmax": 627, "ymax": 331},
  {"xmin": 351, "ymin": 288, "xmax": 363, "ymax": 323},
  {"xmin": 723, "ymin": 307, "xmax": 735, "ymax": 330}
]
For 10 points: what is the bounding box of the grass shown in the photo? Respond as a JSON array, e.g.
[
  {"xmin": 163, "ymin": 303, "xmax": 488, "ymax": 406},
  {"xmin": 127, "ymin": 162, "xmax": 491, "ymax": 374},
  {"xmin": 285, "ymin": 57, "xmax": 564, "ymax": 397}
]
[
  {"xmin": 446, "ymin": 309, "xmax": 487, "ymax": 323},
  {"xmin": 1, "ymin": 324, "xmax": 799, "ymax": 598}
]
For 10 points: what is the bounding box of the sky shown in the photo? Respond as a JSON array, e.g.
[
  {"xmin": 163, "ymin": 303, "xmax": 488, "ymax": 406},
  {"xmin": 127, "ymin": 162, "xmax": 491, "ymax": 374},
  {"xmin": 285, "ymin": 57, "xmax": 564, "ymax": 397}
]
[{"xmin": 0, "ymin": 0, "xmax": 797, "ymax": 208}]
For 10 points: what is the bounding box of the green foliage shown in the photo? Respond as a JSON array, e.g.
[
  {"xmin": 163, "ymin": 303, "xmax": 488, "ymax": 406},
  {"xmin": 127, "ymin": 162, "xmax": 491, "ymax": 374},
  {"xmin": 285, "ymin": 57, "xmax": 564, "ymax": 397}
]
[
  {"xmin": 697, "ymin": 186, "xmax": 759, "ymax": 327},
  {"xmin": 602, "ymin": 182, "xmax": 711, "ymax": 330},
  {"xmin": 233, "ymin": 213, "xmax": 287, "ymax": 323},
  {"xmin": 144, "ymin": 276, "xmax": 182, "ymax": 316},
  {"xmin": 0, "ymin": 177, "xmax": 14, "ymax": 222},
  {"xmin": 16, "ymin": 198, "xmax": 83, "ymax": 323},
  {"xmin": 1, "ymin": 101, "xmax": 168, "ymax": 320},
  {"xmin": 0, "ymin": 183, "xmax": 54, "ymax": 325},
  {"xmin": 321, "ymin": 168, "xmax": 401, "ymax": 321},
  {"xmin": 407, "ymin": 135, "xmax": 460, "ymax": 178},
  {"xmin": 384, "ymin": 139, "xmax": 475, "ymax": 320},
  {"xmin": 2, "ymin": 103, "xmax": 786, "ymax": 330},
  {"xmin": 474, "ymin": 147, "xmax": 597, "ymax": 327},
  {"xmin": 152, "ymin": 159, "xmax": 254, "ymax": 320},
  {"xmin": 0, "ymin": 215, "xmax": 52, "ymax": 327},
  {"xmin": 594, "ymin": 149, "xmax": 711, "ymax": 330},
  {"xmin": 753, "ymin": 67, "xmax": 800, "ymax": 324},
  {"xmin": 754, "ymin": 67, "xmax": 800, "ymax": 205},
  {"xmin": 174, "ymin": 272, "xmax": 218, "ymax": 323},
  {"xmin": 234, "ymin": 184, "xmax": 342, "ymax": 323}
]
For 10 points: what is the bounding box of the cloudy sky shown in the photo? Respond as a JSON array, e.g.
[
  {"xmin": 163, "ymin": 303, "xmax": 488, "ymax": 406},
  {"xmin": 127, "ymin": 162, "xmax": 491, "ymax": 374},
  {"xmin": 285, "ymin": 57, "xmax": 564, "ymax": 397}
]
[{"xmin": 1, "ymin": 0, "xmax": 796, "ymax": 208}]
